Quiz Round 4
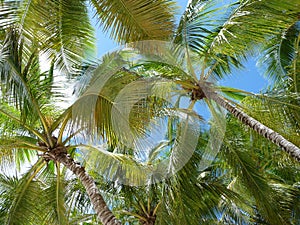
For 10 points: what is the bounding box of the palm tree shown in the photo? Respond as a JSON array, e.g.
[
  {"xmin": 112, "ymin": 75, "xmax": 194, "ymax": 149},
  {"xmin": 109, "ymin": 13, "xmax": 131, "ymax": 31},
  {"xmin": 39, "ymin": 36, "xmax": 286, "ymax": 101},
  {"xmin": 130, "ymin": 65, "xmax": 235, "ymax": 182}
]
[
  {"xmin": 1, "ymin": 0, "xmax": 299, "ymax": 224},
  {"xmin": 0, "ymin": 30, "xmax": 122, "ymax": 224},
  {"xmin": 71, "ymin": 0, "xmax": 300, "ymax": 223},
  {"xmin": 103, "ymin": 0, "xmax": 300, "ymax": 160},
  {"xmin": 215, "ymin": 115, "xmax": 300, "ymax": 225},
  {"xmin": 0, "ymin": 0, "xmax": 176, "ymax": 224},
  {"xmin": 0, "ymin": 0, "xmax": 176, "ymax": 73},
  {"xmin": 0, "ymin": 160, "xmax": 99, "ymax": 224},
  {"xmin": 244, "ymin": 17, "xmax": 300, "ymax": 149},
  {"xmin": 172, "ymin": 0, "xmax": 300, "ymax": 160},
  {"xmin": 83, "ymin": 115, "xmax": 299, "ymax": 224}
]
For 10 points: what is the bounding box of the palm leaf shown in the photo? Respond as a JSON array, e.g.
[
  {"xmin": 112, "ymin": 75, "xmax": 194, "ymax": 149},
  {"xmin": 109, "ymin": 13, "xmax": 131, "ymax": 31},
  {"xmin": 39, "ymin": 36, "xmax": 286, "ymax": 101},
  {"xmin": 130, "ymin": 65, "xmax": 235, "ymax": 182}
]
[
  {"xmin": 0, "ymin": 160, "xmax": 97, "ymax": 224},
  {"xmin": 1, "ymin": 0, "xmax": 95, "ymax": 73},
  {"xmin": 39, "ymin": 163, "xmax": 68, "ymax": 225},
  {"xmin": 207, "ymin": 0, "xmax": 300, "ymax": 57},
  {"xmin": 65, "ymin": 177, "xmax": 95, "ymax": 219},
  {"xmin": 0, "ymin": 31, "xmax": 50, "ymax": 130},
  {"xmin": 69, "ymin": 67, "xmax": 140, "ymax": 146},
  {"xmin": 0, "ymin": 1, "xmax": 19, "ymax": 29},
  {"xmin": 217, "ymin": 86, "xmax": 250, "ymax": 101},
  {"xmin": 68, "ymin": 50, "xmax": 183, "ymax": 146},
  {"xmin": 221, "ymin": 116, "xmax": 290, "ymax": 225},
  {"xmin": 155, "ymin": 146, "xmax": 241, "ymax": 225},
  {"xmin": 0, "ymin": 159, "xmax": 46, "ymax": 225},
  {"xmin": 42, "ymin": 0, "xmax": 95, "ymax": 73},
  {"xmin": 242, "ymin": 92, "xmax": 300, "ymax": 148},
  {"xmin": 0, "ymin": 102, "xmax": 46, "ymax": 143},
  {"xmin": 174, "ymin": 0, "xmax": 245, "ymax": 79},
  {"xmin": 90, "ymin": 0, "xmax": 176, "ymax": 43},
  {"xmin": 258, "ymin": 21, "xmax": 300, "ymax": 85},
  {"xmin": 174, "ymin": 0, "xmax": 227, "ymax": 54},
  {"xmin": 79, "ymin": 143, "xmax": 153, "ymax": 187},
  {"xmin": 0, "ymin": 30, "xmax": 67, "ymax": 146},
  {"xmin": 76, "ymin": 98, "xmax": 203, "ymax": 187},
  {"xmin": 34, "ymin": 164, "xmax": 99, "ymax": 224},
  {"xmin": 69, "ymin": 214, "xmax": 96, "ymax": 225},
  {"xmin": 0, "ymin": 135, "xmax": 41, "ymax": 169},
  {"xmin": 175, "ymin": 0, "xmax": 300, "ymax": 80}
]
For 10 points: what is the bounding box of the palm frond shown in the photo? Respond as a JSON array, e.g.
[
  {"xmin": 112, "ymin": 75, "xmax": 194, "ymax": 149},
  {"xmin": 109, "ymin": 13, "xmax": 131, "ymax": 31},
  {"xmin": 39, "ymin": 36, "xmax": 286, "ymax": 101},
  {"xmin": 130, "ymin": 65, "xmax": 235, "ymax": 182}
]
[
  {"xmin": 39, "ymin": 163, "xmax": 68, "ymax": 225},
  {"xmin": 0, "ymin": 30, "xmax": 67, "ymax": 146},
  {"xmin": 67, "ymin": 49, "xmax": 184, "ymax": 146},
  {"xmin": 218, "ymin": 104, "xmax": 300, "ymax": 222},
  {"xmin": 174, "ymin": 0, "xmax": 300, "ymax": 79},
  {"xmin": 218, "ymin": 195, "xmax": 253, "ymax": 225},
  {"xmin": 174, "ymin": 0, "xmax": 227, "ymax": 54},
  {"xmin": 69, "ymin": 67, "xmax": 140, "ymax": 146},
  {"xmin": 78, "ymin": 144, "xmax": 151, "ymax": 187},
  {"xmin": 269, "ymin": 182, "xmax": 300, "ymax": 222},
  {"xmin": 0, "ymin": 0, "xmax": 19, "ymax": 29},
  {"xmin": 258, "ymin": 21, "xmax": 300, "ymax": 85},
  {"xmin": 42, "ymin": 0, "xmax": 95, "ymax": 73},
  {"xmin": 242, "ymin": 92, "xmax": 300, "ymax": 148},
  {"xmin": 69, "ymin": 214, "xmax": 96, "ymax": 225},
  {"xmin": 30, "ymin": 163, "xmax": 99, "ymax": 224},
  {"xmin": 0, "ymin": 159, "xmax": 98, "ymax": 224},
  {"xmin": 0, "ymin": 31, "xmax": 51, "ymax": 130},
  {"xmin": 155, "ymin": 145, "xmax": 241, "ymax": 225},
  {"xmin": 91, "ymin": 143, "xmax": 227, "ymax": 225},
  {"xmin": 217, "ymin": 86, "xmax": 250, "ymax": 101},
  {"xmin": 64, "ymin": 177, "xmax": 94, "ymax": 217},
  {"xmin": 0, "ymin": 159, "xmax": 46, "ymax": 225},
  {"xmin": 1, "ymin": 0, "xmax": 95, "ymax": 74},
  {"xmin": 174, "ymin": 0, "xmax": 245, "ymax": 79},
  {"xmin": 220, "ymin": 116, "xmax": 292, "ymax": 225},
  {"xmin": 0, "ymin": 135, "xmax": 40, "ymax": 169},
  {"xmin": 207, "ymin": 0, "xmax": 300, "ymax": 57},
  {"xmin": 90, "ymin": 0, "xmax": 176, "ymax": 43},
  {"xmin": 77, "ymin": 98, "xmax": 203, "ymax": 187},
  {"xmin": 0, "ymin": 102, "xmax": 46, "ymax": 142}
]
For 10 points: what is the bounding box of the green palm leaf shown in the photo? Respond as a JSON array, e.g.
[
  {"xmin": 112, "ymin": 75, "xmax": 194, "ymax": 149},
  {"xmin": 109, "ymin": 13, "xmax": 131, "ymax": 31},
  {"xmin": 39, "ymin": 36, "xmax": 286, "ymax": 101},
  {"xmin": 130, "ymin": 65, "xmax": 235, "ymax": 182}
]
[
  {"xmin": 67, "ymin": 50, "xmax": 180, "ymax": 146},
  {"xmin": 0, "ymin": 0, "xmax": 95, "ymax": 73},
  {"xmin": 221, "ymin": 116, "xmax": 292, "ymax": 225},
  {"xmin": 206, "ymin": 0, "xmax": 299, "ymax": 57},
  {"xmin": 0, "ymin": 32, "xmax": 46, "ymax": 125},
  {"xmin": 174, "ymin": 0, "xmax": 227, "ymax": 54},
  {"xmin": 90, "ymin": 0, "xmax": 176, "ymax": 43},
  {"xmin": 79, "ymin": 144, "xmax": 150, "ymax": 187},
  {"xmin": 42, "ymin": 0, "xmax": 95, "ymax": 73},
  {"xmin": 0, "ymin": 1, "xmax": 18, "ymax": 29},
  {"xmin": 0, "ymin": 159, "xmax": 46, "ymax": 225},
  {"xmin": 175, "ymin": 0, "xmax": 300, "ymax": 80},
  {"xmin": 0, "ymin": 31, "xmax": 66, "ymax": 145},
  {"xmin": 243, "ymin": 92, "xmax": 300, "ymax": 148},
  {"xmin": 69, "ymin": 67, "xmax": 140, "ymax": 145},
  {"xmin": 259, "ymin": 22, "xmax": 300, "ymax": 85},
  {"xmin": 0, "ymin": 135, "xmax": 40, "ymax": 169},
  {"xmin": 39, "ymin": 163, "xmax": 68, "ymax": 225}
]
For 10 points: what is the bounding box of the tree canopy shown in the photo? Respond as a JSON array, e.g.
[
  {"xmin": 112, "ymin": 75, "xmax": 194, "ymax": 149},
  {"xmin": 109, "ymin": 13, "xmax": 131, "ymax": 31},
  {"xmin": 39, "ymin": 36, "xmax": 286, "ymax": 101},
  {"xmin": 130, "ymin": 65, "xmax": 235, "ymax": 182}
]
[{"xmin": 0, "ymin": 0, "xmax": 299, "ymax": 224}]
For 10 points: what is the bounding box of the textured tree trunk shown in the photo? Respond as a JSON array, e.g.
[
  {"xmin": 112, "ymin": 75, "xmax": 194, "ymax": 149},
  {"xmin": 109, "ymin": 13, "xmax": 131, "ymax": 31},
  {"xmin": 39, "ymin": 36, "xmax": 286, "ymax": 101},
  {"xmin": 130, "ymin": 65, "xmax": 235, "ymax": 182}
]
[
  {"xmin": 44, "ymin": 151, "xmax": 121, "ymax": 225},
  {"xmin": 202, "ymin": 85, "xmax": 300, "ymax": 161}
]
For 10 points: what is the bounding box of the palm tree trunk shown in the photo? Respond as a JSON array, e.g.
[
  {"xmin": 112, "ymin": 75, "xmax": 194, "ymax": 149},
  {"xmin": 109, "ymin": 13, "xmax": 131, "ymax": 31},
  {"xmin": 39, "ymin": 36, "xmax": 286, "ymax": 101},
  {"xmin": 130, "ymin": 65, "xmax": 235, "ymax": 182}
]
[
  {"xmin": 44, "ymin": 151, "xmax": 121, "ymax": 225},
  {"xmin": 202, "ymin": 85, "xmax": 300, "ymax": 161}
]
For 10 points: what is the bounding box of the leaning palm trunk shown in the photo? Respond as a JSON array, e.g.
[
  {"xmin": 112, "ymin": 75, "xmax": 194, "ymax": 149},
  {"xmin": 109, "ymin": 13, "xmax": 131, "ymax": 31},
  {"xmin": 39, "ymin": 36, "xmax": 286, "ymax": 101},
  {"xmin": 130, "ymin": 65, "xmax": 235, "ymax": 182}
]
[
  {"xmin": 202, "ymin": 85, "xmax": 300, "ymax": 161},
  {"xmin": 43, "ymin": 149, "xmax": 121, "ymax": 225}
]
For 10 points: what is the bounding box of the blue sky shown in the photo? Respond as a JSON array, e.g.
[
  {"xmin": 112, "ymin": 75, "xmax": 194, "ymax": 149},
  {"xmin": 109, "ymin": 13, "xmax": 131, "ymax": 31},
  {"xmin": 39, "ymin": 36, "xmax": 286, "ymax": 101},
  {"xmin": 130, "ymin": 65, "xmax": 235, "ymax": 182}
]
[{"xmin": 91, "ymin": 0, "xmax": 269, "ymax": 94}]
